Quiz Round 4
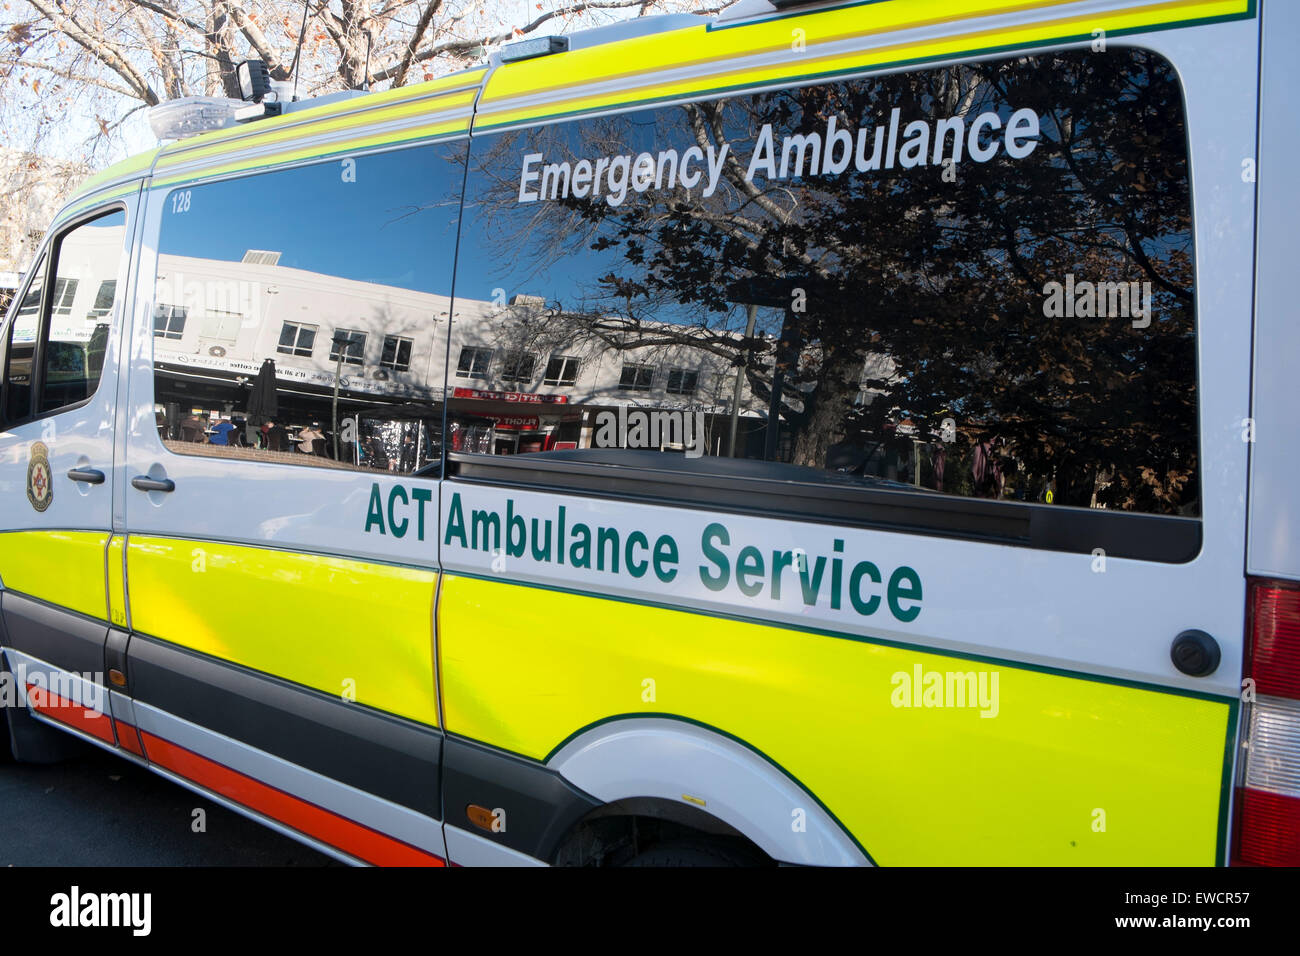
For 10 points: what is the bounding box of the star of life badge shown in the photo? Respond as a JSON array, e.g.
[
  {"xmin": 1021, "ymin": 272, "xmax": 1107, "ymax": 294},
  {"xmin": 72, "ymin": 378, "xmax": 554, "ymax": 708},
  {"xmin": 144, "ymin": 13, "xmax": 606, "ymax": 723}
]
[{"xmin": 27, "ymin": 441, "xmax": 53, "ymax": 513}]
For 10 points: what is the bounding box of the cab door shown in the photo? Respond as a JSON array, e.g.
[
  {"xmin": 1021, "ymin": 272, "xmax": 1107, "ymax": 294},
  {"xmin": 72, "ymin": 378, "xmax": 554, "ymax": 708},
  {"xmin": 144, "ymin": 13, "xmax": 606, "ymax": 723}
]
[{"xmin": 0, "ymin": 195, "xmax": 139, "ymax": 748}]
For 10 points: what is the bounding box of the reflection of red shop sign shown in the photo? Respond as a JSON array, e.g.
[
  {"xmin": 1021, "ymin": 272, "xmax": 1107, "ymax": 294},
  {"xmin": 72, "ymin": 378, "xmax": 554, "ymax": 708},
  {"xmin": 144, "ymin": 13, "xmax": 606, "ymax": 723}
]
[
  {"xmin": 453, "ymin": 387, "xmax": 569, "ymax": 404},
  {"xmin": 486, "ymin": 414, "xmax": 539, "ymax": 430}
]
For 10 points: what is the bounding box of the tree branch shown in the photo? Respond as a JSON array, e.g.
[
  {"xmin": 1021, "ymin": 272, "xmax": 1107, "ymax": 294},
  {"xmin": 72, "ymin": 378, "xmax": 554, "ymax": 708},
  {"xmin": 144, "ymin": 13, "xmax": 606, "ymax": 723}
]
[
  {"xmin": 390, "ymin": 0, "xmax": 442, "ymax": 88},
  {"xmin": 23, "ymin": 0, "xmax": 160, "ymax": 104}
]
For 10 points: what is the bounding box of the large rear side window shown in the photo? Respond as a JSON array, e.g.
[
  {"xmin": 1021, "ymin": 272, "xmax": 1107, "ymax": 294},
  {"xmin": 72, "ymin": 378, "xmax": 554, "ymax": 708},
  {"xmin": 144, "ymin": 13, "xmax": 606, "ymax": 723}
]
[{"xmin": 450, "ymin": 47, "xmax": 1198, "ymax": 524}]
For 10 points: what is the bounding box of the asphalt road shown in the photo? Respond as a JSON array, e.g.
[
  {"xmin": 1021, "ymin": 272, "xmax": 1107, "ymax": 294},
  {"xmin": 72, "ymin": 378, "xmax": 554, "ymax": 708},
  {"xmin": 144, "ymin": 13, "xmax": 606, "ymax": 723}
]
[{"xmin": 1, "ymin": 737, "xmax": 338, "ymax": 866}]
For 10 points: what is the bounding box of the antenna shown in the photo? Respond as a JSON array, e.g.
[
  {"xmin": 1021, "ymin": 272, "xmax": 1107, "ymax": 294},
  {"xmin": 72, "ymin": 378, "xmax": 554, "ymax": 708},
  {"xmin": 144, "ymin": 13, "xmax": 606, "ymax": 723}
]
[
  {"xmin": 291, "ymin": 0, "xmax": 311, "ymax": 102},
  {"xmin": 363, "ymin": 28, "xmax": 372, "ymax": 92}
]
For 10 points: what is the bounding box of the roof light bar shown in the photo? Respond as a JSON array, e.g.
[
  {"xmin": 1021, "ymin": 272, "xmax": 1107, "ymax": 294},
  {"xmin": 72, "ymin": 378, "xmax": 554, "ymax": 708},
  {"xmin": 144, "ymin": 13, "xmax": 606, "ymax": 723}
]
[
  {"xmin": 500, "ymin": 35, "xmax": 569, "ymax": 63},
  {"xmin": 146, "ymin": 96, "xmax": 241, "ymax": 141}
]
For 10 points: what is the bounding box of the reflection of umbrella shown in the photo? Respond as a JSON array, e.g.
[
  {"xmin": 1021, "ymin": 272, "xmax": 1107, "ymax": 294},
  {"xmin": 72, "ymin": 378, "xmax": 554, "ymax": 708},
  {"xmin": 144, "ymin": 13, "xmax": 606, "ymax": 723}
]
[{"xmin": 245, "ymin": 358, "xmax": 278, "ymax": 425}]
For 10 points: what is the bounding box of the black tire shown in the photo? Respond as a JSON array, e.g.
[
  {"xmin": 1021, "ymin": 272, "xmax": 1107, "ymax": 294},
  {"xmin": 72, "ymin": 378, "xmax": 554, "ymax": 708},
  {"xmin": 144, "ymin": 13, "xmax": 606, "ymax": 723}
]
[
  {"xmin": 622, "ymin": 839, "xmax": 767, "ymax": 867},
  {"xmin": 1, "ymin": 656, "xmax": 85, "ymax": 764}
]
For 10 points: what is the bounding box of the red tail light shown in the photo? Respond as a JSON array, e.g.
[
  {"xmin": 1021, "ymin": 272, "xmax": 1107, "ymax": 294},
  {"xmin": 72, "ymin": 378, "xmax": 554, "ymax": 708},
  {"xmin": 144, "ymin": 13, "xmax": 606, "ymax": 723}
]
[{"xmin": 1233, "ymin": 578, "xmax": 1300, "ymax": 866}]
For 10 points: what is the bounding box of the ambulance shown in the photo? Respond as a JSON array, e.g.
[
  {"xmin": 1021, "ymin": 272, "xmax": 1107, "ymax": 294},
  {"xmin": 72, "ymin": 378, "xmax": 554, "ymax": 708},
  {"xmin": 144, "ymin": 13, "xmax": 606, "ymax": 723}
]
[{"xmin": 1, "ymin": 0, "xmax": 1295, "ymax": 867}]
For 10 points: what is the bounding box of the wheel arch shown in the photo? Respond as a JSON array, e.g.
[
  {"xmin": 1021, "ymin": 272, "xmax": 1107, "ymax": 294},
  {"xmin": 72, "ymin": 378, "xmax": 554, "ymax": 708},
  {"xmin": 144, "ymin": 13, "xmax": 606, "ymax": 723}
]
[{"xmin": 547, "ymin": 715, "xmax": 870, "ymax": 867}]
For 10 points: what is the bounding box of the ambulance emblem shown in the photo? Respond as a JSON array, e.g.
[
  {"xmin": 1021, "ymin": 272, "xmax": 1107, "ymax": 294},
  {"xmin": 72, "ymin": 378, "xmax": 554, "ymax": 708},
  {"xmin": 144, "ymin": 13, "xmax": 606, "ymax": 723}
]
[{"xmin": 26, "ymin": 441, "xmax": 52, "ymax": 513}]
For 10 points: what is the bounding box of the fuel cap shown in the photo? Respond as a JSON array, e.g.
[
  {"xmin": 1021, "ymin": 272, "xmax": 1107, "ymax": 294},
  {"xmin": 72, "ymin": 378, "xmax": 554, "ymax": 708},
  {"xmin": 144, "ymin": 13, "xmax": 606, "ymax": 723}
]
[{"xmin": 1171, "ymin": 629, "xmax": 1220, "ymax": 677}]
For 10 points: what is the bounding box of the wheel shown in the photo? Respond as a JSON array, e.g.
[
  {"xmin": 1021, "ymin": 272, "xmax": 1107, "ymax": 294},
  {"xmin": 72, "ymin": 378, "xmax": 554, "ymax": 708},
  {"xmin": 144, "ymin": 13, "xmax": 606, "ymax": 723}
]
[
  {"xmin": 621, "ymin": 838, "xmax": 768, "ymax": 867},
  {"xmin": 1, "ymin": 654, "xmax": 86, "ymax": 764}
]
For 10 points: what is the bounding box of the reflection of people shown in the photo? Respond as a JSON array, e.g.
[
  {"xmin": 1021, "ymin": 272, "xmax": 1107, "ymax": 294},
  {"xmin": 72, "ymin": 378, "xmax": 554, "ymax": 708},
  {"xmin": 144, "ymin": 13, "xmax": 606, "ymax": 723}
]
[
  {"xmin": 180, "ymin": 414, "xmax": 206, "ymax": 443},
  {"xmin": 298, "ymin": 423, "xmax": 324, "ymax": 455},
  {"xmin": 367, "ymin": 435, "xmax": 389, "ymax": 471},
  {"xmin": 399, "ymin": 434, "xmax": 417, "ymax": 472},
  {"xmin": 209, "ymin": 418, "xmax": 236, "ymax": 445},
  {"xmin": 266, "ymin": 420, "xmax": 288, "ymax": 452}
]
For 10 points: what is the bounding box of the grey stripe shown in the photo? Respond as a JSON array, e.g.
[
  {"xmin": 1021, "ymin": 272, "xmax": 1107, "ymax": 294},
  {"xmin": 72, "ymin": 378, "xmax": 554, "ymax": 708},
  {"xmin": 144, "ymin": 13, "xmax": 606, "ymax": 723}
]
[{"xmin": 133, "ymin": 700, "xmax": 446, "ymax": 856}]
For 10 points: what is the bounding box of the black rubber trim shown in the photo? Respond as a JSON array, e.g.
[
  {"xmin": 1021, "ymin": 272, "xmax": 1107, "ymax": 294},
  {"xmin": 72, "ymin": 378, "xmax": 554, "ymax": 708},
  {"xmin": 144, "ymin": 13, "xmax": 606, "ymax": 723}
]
[
  {"xmin": 445, "ymin": 452, "xmax": 1202, "ymax": 563},
  {"xmin": 126, "ymin": 633, "xmax": 443, "ymax": 819},
  {"xmin": 0, "ymin": 591, "xmax": 108, "ymax": 676},
  {"xmin": 442, "ymin": 735, "xmax": 601, "ymax": 862},
  {"xmin": 105, "ymin": 628, "xmax": 129, "ymax": 684}
]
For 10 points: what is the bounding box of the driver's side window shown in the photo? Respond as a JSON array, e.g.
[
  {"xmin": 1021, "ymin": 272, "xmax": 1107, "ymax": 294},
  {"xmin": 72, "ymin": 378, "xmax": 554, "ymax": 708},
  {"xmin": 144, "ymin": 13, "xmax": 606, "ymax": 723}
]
[
  {"xmin": 1, "ymin": 253, "xmax": 45, "ymax": 426},
  {"xmin": 0, "ymin": 207, "xmax": 126, "ymax": 431}
]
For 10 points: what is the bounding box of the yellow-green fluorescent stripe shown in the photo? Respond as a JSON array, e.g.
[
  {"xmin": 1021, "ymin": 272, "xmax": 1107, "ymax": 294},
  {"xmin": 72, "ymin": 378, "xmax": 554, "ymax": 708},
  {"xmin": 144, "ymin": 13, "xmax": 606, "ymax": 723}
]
[
  {"xmin": 107, "ymin": 535, "xmax": 127, "ymax": 629},
  {"xmin": 67, "ymin": 149, "xmax": 159, "ymax": 204},
  {"xmin": 440, "ymin": 575, "xmax": 1230, "ymax": 865},
  {"xmin": 154, "ymin": 67, "xmax": 486, "ymax": 165},
  {"xmin": 153, "ymin": 88, "xmax": 477, "ymax": 173},
  {"xmin": 0, "ymin": 531, "xmax": 109, "ymax": 621},
  {"xmin": 477, "ymin": 0, "xmax": 1251, "ymax": 127},
  {"xmin": 150, "ymin": 115, "xmax": 471, "ymax": 190},
  {"xmin": 127, "ymin": 537, "xmax": 440, "ymax": 727}
]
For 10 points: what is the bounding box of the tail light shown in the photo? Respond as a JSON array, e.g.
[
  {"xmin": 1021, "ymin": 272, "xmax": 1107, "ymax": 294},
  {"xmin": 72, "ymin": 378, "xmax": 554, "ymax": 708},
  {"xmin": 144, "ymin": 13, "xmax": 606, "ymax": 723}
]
[{"xmin": 1233, "ymin": 578, "xmax": 1300, "ymax": 866}]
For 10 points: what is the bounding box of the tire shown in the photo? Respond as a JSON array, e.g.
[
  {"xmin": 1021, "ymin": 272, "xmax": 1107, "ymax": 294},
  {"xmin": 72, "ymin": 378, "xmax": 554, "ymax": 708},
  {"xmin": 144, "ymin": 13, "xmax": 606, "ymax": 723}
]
[
  {"xmin": 622, "ymin": 839, "xmax": 768, "ymax": 867},
  {"xmin": 1, "ymin": 654, "xmax": 85, "ymax": 764}
]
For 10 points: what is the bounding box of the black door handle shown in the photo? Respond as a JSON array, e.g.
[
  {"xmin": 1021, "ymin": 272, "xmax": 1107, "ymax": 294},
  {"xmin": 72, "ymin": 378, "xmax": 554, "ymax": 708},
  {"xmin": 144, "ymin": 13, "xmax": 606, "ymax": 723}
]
[
  {"xmin": 131, "ymin": 476, "xmax": 175, "ymax": 493},
  {"xmin": 66, "ymin": 468, "xmax": 105, "ymax": 485}
]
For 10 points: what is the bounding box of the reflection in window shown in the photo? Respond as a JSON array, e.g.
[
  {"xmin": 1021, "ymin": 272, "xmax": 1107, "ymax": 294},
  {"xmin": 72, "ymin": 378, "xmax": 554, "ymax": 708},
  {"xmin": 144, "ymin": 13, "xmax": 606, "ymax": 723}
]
[
  {"xmin": 15, "ymin": 262, "xmax": 42, "ymax": 318},
  {"xmin": 40, "ymin": 208, "xmax": 125, "ymax": 414},
  {"xmin": 90, "ymin": 280, "xmax": 117, "ymax": 319},
  {"xmin": 619, "ymin": 363, "xmax": 654, "ymax": 392},
  {"xmin": 381, "ymin": 335, "xmax": 413, "ymax": 372},
  {"xmin": 666, "ymin": 368, "xmax": 699, "ymax": 396},
  {"xmin": 330, "ymin": 329, "xmax": 366, "ymax": 366},
  {"xmin": 3, "ymin": 254, "xmax": 41, "ymax": 423},
  {"xmin": 200, "ymin": 310, "xmax": 243, "ymax": 341},
  {"xmin": 277, "ymin": 321, "xmax": 316, "ymax": 357},
  {"xmin": 501, "ymin": 351, "xmax": 535, "ymax": 383},
  {"xmin": 154, "ymin": 304, "xmax": 188, "ymax": 339},
  {"xmin": 51, "ymin": 277, "xmax": 78, "ymax": 316},
  {"xmin": 543, "ymin": 355, "xmax": 580, "ymax": 386},
  {"xmin": 456, "ymin": 346, "xmax": 492, "ymax": 379},
  {"xmin": 451, "ymin": 49, "xmax": 1200, "ymax": 518},
  {"xmin": 149, "ymin": 143, "xmax": 459, "ymax": 477}
]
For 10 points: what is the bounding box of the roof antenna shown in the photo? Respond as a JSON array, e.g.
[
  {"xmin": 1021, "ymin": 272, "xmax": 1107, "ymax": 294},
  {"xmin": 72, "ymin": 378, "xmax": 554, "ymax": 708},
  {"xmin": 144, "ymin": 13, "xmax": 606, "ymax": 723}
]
[
  {"xmin": 290, "ymin": 0, "xmax": 311, "ymax": 102},
  {"xmin": 363, "ymin": 27, "xmax": 373, "ymax": 91}
]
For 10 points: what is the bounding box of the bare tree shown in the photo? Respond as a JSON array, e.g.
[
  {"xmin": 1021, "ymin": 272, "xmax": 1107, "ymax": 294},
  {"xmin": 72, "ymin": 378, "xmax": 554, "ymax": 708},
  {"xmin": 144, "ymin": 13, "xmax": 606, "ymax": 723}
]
[{"xmin": 0, "ymin": 1, "xmax": 727, "ymax": 161}]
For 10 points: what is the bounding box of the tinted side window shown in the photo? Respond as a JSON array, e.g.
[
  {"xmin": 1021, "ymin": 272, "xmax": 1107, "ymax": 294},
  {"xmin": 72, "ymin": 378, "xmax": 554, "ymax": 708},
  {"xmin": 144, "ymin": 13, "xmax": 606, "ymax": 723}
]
[
  {"xmin": 451, "ymin": 49, "xmax": 1197, "ymax": 519},
  {"xmin": 150, "ymin": 144, "xmax": 463, "ymax": 475},
  {"xmin": 2, "ymin": 253, "xmax": 43, "ymax": 424},
  {"xmin": 40, "ymin": 210, "xmax": 126, "ymax": 413}
]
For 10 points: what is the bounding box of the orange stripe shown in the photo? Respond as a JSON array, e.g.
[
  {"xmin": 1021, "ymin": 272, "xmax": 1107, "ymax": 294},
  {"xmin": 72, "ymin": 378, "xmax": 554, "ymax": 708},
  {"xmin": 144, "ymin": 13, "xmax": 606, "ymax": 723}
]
[
  {"xmin": 115, "ymin": 719, "xmax": 146, "ymax": 757},
  {"xmin": 26, "ymin": 683, "xmax": 116, "ymax": 745},
  {"xmin": 139, "ymin": 730, "xmax": 444, "ymax": 867}
]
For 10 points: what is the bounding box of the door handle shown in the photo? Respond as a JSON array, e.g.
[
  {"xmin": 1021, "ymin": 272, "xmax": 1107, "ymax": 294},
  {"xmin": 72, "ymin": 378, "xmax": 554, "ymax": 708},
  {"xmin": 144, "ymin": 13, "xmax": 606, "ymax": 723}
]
[
  {"xmin": 66, "ymin": 468, "xmax": 105, "ymax": 485},
  {"xmin": 131, "ymin": 475, "xmax": 175, "ymax": 493}
]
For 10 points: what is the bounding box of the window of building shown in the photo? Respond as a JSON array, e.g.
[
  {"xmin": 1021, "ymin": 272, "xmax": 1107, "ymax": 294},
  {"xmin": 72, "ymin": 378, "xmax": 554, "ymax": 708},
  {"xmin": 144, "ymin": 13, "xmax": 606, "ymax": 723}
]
[
  {"xmin": 501, "ymin": 351, "xmax": 535, "ymax": 383},
  {"xmin": 665, "ymin": 368, "xmax": 699, "ymax": 396},
  {"xmin": 50, "ymin": 277, "xmax": 78, "ymax": 316},
  {"xmin": 381, "ymin": 335, "xmax": 413, "ymax": 371},
  {"xmin": 619, "ymin": 363, "xmax": 655, "ymax": 392},
  {"xmin": 199, "ymin": 310, "xmax": 243, "ymax": 342},
  {"xmin": 330, "ymin": 329, "xmax": 367, "ymax": 365},
  {"xmin": 154, "ymin": 305, "xmax": 188, "ymax": 340},
  {"xmin": 89, "ymin": 280, "xmax": 117, "ymax": 320},
  {"xmin": 277, "ymin": 321, "xmax": 316, "ymax": 357},
  {"xmin": 543, "ymin": 355, "xmax": 580, "ymax": 386},
  {"xmin": 456, "ymin": 346, "xmax": 492, "ymax": 379}
]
